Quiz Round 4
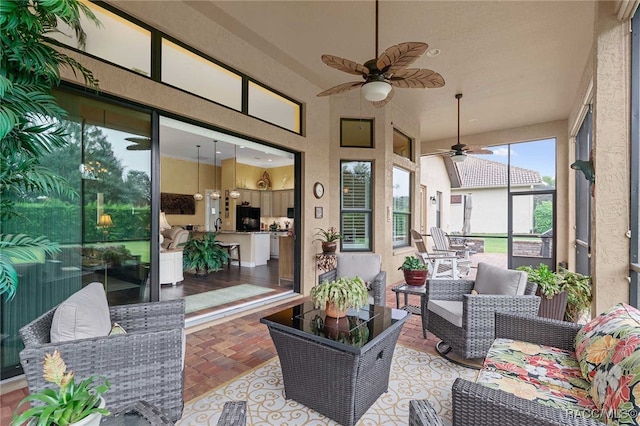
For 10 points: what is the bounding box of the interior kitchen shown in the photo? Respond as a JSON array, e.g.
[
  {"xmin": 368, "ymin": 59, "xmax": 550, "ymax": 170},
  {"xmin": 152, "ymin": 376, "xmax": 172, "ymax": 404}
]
[{"xmin": 156, "ymin": 116, "xmax": 297, "ymax": 310}]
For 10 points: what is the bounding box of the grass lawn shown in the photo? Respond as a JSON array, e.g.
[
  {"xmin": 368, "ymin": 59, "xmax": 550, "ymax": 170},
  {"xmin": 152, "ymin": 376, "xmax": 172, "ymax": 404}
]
[{"xmin": 90, "ymin": 240, "xmax": 151, "ymax": 263}]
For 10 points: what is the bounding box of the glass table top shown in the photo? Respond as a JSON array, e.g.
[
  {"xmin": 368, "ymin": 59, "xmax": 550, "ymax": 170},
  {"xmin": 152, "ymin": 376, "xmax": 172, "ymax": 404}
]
[{"xmin": 260, "ymin": 301, "xmax": 409, "ymax": 350}]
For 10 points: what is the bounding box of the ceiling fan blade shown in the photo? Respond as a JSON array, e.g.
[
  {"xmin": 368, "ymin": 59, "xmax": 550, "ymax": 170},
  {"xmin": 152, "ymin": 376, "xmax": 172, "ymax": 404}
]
[
  {"xmin": 376, "ymin": 42, "xmax": 428, "ymax": 74},
  {"xmin": 390, "ymin": 69, "xmax": 445, "ymax": 89},
  {"xmin": 466, "ymin": 146, "xmax": 493, "ymax": 155},
  {"xmin": 321, "ymin": 55, "xmax": 369, "ymax": 76},
  {"xmin": 370, "ymin": 87, "xmax": 395, "ymax": 108},
  {"xmin": 317, "ymin": 81, "xmax": 364, "ymax": 97},
  {"xmin": 125, "ymin": 137, "xmax": 150, "ymax": 144},
  {"xmin": 126, "ymin": 144, "xmax": 151, "ymax": 151}
]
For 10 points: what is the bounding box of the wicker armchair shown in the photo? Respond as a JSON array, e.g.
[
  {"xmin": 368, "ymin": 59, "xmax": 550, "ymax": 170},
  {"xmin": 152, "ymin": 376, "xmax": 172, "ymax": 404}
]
[
  {"xmin": 426, "ymin": 265, "xmax": 540, "ymax": 360},
  {"xmin": 19, "ymin": 299, "xmax": 185, "ymax": 422},
  {"xmin": 317, "ymin": 253, "xmax": 386, "ymax": 306}
]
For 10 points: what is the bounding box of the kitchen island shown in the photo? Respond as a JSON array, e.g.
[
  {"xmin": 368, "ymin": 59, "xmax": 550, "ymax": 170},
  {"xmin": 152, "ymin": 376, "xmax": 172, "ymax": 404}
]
[{"xmin": 215, "ymin": 231, "xmax": 270, "ymax": 267}]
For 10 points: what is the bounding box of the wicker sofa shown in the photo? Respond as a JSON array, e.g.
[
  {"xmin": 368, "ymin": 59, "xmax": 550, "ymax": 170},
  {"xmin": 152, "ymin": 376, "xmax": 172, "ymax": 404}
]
[{"xmin": 414, "ymin": 304, "xmax": 640, "ymax": 425}]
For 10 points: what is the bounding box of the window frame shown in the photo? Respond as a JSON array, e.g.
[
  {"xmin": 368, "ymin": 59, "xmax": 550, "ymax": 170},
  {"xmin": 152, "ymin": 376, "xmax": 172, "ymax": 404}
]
[
  {"xmin": 392, "ymin": 166, "xmax": 411, "ymax": 248},
  {"xmin": 340, "ymin": 160, "xmax": 373, "ymax": 252}
]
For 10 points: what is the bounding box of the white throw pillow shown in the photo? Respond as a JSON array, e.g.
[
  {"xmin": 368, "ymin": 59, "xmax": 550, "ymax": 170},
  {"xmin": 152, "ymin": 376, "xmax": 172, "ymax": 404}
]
[
  {"xmin": 473, "ymin": 263, "xmax": 527, "ymax": 296},
  {"xmin": 50, "ymin": 282, "xmax": 111, "ymax": 343}
]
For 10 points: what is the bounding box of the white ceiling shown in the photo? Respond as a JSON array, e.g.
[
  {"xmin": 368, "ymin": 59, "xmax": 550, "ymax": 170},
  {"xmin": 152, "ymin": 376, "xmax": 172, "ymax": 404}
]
[{"xmin": 188, "ymin": 0, "xmax": 594, "ymax": 145}]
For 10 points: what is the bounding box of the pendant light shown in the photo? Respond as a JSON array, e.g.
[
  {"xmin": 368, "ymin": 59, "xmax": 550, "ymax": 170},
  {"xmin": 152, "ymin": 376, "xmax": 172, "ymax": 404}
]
[
  {"xmin": 193, "ymin": 144, "xmax": 204, "ymax": 201},
  {"xmin": 229, "ymin": 144, "xmax": 240, "ymax": 199},
  {"xmin": 210, "ymin": 140, "xmax": 221, "ymax": 200}
]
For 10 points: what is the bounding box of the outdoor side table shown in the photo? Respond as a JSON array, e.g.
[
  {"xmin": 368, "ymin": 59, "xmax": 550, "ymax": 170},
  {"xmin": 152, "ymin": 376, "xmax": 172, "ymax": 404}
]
[
  {"xmin": 100, "ymin": 400, "xmax": 173, "ymax": 425},
  {"xmin": 392, "ymin": 282, "xmax": 428, "ymax": 338},
  {"xmin": 261, "ymin": 301, "xmax": 410, "ymax": 426}
]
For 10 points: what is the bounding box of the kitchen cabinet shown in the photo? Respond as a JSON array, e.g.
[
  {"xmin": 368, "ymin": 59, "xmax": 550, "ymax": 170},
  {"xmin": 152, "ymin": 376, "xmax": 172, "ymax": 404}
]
[
  {"xmin": 272, "ymin": 190, "xmax": 294, "ymax": 217},
  {"xmin": 260, "ymin": 191, "xmax": 272, "ymax": 216},
  {"xmin": 278, "ymin": 236, "xmax": 294, "ymax": 285},
  {"xmin": 270, "ymin": 233, "xmax": 280, "ymax": 258},
  {"xmin": 270, "ymin": 231, "xmax": 287, "ymax": 258},
  {"xmin": 241, "ymin": 190, "xmax": 261, "ymax": 208}
]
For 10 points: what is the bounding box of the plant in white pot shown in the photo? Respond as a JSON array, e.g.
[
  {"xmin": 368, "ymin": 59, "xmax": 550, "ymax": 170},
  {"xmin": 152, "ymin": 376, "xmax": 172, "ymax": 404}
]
[
  {"xmin": 310, "ymin": 276, "xmax": 369, "ymax": 318},
  {"xmin": 12, "ymin": 350, "xmax": 110, "ymax": 426}
]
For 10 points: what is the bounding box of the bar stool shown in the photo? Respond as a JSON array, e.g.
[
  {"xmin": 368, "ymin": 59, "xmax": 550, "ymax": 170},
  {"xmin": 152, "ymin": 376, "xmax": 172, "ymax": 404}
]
[{"xmin": 217, "ymin": 242, "xmax": 241, "ymax": 268}]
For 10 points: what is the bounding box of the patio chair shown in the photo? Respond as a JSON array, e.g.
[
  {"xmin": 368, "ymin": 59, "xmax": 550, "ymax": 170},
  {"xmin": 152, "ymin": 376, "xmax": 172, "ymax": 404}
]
[
  {"xmin": 411, "ymin": 229, "xmax": 460, "ymax": 279},
  {"xmin": 429, "ymin": 227, "xmax": 472, "ymax": 276},
  {"xmin": 19, "ymin": 283, "xmax": 185, "ymax": 422},
  {"xmin": 317, "ymin": 253, "xmax": 386, "ymax": 306},
  {"xmin": 426, "ymin": 263, "xmax": 540, "ymax": 361}
]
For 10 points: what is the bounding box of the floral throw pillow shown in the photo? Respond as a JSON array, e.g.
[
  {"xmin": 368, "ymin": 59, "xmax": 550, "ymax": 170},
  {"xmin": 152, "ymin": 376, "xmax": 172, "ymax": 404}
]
[
  {"xmin": 574, "ymin": 303, "xmax": 640, "ymax": 382},
  {"xmin": 591, "ymin": 332, "xmax": 640, "ymax": 424}
]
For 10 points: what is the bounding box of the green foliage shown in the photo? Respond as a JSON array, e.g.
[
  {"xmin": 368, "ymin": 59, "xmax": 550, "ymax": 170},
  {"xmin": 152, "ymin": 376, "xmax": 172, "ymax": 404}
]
[
  {"xmin": 561, "ymin": 268, "xmax": 592, "ymax": 322},
  {"xmin": 313, "ymin": 227, "xmax": 343, "ymax": 243},
  {"xmin": 1, "ymin": 0, "xmax": 99, "ymax": 300},
  {"xmin": 398, "ymin": 256, "xmax": 428, "ymax": 271},
  {"xmin": 182, "ymin": 233, "xmax": 230, "ymax": 275},
  {"xmin": 517, "ymin": 263, "xmax": 592, "ymax": 322},
  {"xmin": 516, "ymin": 263, "xmax": 561, "ymax": 298},
  {"xmin": 534, "ymin": 200, "xmax": 553, "ymax": 234},
  {"xmin": 0, "ymin": 234, "xmax": 59, "ymax": 300},
  {"xmin": 11, "ymin": 350, "xmax": 109, "ymax": 426},
  {"xmin": 310, "ymin": 276, "xmax": 369, "ymax": 312}
]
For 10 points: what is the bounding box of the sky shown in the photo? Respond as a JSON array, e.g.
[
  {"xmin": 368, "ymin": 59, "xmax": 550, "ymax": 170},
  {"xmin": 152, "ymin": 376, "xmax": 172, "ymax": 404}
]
[{"xmin": 479, "ymin": 138, "xmax": 556, "ymax": 179}]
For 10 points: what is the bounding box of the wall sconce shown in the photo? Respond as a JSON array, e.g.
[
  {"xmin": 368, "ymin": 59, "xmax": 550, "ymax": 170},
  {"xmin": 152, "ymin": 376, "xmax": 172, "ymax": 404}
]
[{"xmin": 430, "ymin": 196, "xmax": 437, "ymax": 205}]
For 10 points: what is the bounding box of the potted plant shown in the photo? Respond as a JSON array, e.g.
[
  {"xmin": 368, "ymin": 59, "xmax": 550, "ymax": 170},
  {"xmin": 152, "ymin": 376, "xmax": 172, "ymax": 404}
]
[
  {"xmin": 310, "ymin": 276, "xmax": 369, "ymax": 318},
  {"xmin": 12, "ymin": 350, "xmax": 110, "ymax": 426},
  {"xmin": 517, "ymin": 264, "xmax": 591, "ymax": 322},
  {"xmin": 561, "ymin": 268, "xmax": 592, "ymax": 322},
  {"xmin": 182, "ymin": 233, "xmax": 230, "ymax": 276},
  {"xmin": 398, "ymin": 256, "xmax": 429, "ymax": 286},
  {"xmin": 313, "ymin": 227, "xmax": 343, "ymax": 253}
]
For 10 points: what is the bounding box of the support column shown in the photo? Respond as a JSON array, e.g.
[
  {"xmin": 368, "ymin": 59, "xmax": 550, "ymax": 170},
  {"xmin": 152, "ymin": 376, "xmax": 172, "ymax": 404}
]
[{"xmin": 592, "ymin": 1, "xmax": 632, "ymax": 313}]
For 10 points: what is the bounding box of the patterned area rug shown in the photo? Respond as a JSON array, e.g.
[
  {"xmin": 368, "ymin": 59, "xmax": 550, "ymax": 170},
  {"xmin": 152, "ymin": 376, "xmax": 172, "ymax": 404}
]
[
  {"xmin": 178, "ymin": 344, "xmax": 478, "ymax": 425},
  {"xmin": 184, "ymin": 284, "xmax": 274, "ymax": 313}
]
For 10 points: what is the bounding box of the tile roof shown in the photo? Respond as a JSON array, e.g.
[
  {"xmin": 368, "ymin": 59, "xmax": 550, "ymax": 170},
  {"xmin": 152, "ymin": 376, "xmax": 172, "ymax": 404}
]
[{"xmin": 454, "ymin": 155, "xmax": 542, "ymax": 188}]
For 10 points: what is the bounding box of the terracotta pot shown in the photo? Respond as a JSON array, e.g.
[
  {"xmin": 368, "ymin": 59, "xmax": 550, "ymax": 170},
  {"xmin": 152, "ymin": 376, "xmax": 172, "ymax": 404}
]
[
  {"xmin": 403, "ymin": 270, "xmax": 428, "ymax": 286},
  {"xmin": 322, "ymin": 241, "xmax": 337, "ymax": 253},
  {"xmin": 325, "ymin": 302, "xmax": 347, "ymax": 318},
  {"xmin": 323, "ymin": 316, "xmax": 350, "ymax": 340}
]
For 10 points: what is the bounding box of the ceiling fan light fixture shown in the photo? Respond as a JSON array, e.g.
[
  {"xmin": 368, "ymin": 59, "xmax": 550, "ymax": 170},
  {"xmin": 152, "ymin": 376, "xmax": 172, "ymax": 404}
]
[
  {"xmin": 451, "ymin": 152, "xmax": 467, "ymax": 163},
  {"xmin": 361, "ymin": 81, "xmax": 392, "ymax": 102}
]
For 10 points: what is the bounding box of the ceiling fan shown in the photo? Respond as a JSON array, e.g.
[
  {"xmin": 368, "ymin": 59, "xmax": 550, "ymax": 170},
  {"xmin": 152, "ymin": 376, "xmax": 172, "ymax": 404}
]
[
  {"xmin": 437, "ymin": 93, "xmax": 492, "ymax": 162},
  {"xmin": 316, "ymin": 0, "xmax": 445, "ymax": 107},
  {"xmin": 125, "ymin": 136, "xmax": 151, "ymax": 151}
]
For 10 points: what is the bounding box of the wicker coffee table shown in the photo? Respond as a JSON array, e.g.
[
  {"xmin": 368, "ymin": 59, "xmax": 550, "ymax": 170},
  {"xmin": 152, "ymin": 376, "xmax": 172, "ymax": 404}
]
[
  {"xmin": 261, "ymin": 301, "xmax": 410, "ymax": 426},
  {"xmin": 392, "ymin": 282, "xmax": 429, "ymax": 338},
  {"xmin": 101, "ymin": 400, "xmax": 173, "ymax": 425}
]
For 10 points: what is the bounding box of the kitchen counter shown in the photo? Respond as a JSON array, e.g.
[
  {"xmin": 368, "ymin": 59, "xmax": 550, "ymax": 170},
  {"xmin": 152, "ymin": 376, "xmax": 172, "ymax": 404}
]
[{"xmin": 214, "ymin": 232, "xmax": 270, "ymax": 267}]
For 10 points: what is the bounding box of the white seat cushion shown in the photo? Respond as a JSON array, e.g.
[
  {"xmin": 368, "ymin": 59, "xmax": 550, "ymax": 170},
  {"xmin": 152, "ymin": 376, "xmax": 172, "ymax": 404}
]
[
  {"xmin": 473, "ymin": 262, "xmax": 527, "ymax": 296},
  {"xmin": 50, "ymin": 282, "xmax": 111, "ymax": 343},
  {"xmin": 428, "ymin": 300, "xmax": 463, "ymax": 328}
]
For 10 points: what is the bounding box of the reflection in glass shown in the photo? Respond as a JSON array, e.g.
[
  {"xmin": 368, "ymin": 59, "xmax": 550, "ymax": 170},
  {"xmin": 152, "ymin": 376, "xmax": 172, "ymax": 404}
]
[
  {"xmin": 393, "ymin": 129, "xmax": 412, "ymax": 159},
  {"xmin": 0, "ymin": 90, "xmax": 151, "ymax": 380}
]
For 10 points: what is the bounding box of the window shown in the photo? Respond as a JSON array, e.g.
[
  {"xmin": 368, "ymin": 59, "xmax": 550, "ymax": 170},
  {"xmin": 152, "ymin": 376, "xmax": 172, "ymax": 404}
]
[
  {"xmin": 341, "ymin": 161, "xmax": 372, "ymax": 251},
  {"xmin": 161, "ymin": 38, "xmax": 242, "ymax": 111},
  {"xmin": 393, "ymin": 167, "xmax": 411, "ymax": 247},
  {"xmin": 393, "ymin": 129, "xmax": 412, "ymax": 159},
  {"xmin": 435, "ymin": 191, "xmax": 442, "ymax": 229},
  {"xmin": 50, "ymin": 1, "xmax": 151, "ymax": 76},
  {"xmin": 248, "ymin": 81, "xmax": 301, "ymax": 133},
  {"xmin": 340, "ymin": 118, "xmax": 374, "ymax": 148}
]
